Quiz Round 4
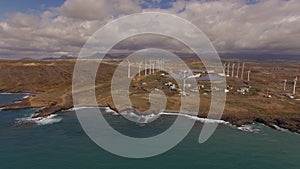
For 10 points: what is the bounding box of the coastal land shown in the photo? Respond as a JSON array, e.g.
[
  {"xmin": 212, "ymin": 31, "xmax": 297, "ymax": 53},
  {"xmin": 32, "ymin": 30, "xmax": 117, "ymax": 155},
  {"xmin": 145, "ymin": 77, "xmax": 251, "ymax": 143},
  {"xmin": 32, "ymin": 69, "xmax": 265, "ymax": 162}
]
[{"xmin": 0, "ymin": 58, "xmax": 299, "ymax": 133}]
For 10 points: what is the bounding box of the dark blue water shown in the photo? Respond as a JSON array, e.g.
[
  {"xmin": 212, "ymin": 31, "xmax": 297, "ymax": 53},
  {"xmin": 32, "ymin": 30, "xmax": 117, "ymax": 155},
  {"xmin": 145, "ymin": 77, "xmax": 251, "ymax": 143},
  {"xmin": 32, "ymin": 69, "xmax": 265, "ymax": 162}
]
[
  {"xmin": 1, "ymin": 94, "xmax": 300, "ymax": 169},
  {"xmin": 0, "ymin": 93, "xmax": 28, "ymax": 105}
]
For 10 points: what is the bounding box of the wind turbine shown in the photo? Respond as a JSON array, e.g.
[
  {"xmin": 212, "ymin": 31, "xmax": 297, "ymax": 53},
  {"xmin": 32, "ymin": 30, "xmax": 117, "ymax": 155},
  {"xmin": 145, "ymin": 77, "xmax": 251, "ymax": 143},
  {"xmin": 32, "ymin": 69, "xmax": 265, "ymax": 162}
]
[
  {"xmin": 138, "ymin": 62, "xmax": 142, "ymax": 77},
  {"xmin": 247, "ymin": 70, "xmax": 251, "ymax": 81},
  {"xmin": 149, "ymin": 60, "xmax": 152, "ymax": 74},
  {"xmin": 283, "ymin": 79, "xmax": 287, "ymax": 91},
  {"xmin": 144, "ymin": 59, "xmax": 147, "ymax": 76},
  {"xmin": 127, "ymin": 60, "xmax": 131, "ymax": 78},
  {"xmin": 231, "ymin": 63, "xmax": 235, "ymax": 77},
  {"xmin": 152, "ymin": 62, "xmax": 155, "ymax": 74},
  {"xmin": 241, "ymin": 62, "xmax": 245, "ymax": 80},
  {"xmin": 182, "ymin": 71, "xmax": 187, "ymax": 96},
  {"xmin": 293, "ymin": 77, "xmax": 297, "ymax": 95},
  {"xmin": 152, "ymin": 61, "xmax": 155, "ymax": 74},
  {"xmin": 227, "ymin": 63, "xmax": 230, "ymax": 77},
  {"xmin": 236, "ymin": 62, "xmax": 240, "ymax": 78}
]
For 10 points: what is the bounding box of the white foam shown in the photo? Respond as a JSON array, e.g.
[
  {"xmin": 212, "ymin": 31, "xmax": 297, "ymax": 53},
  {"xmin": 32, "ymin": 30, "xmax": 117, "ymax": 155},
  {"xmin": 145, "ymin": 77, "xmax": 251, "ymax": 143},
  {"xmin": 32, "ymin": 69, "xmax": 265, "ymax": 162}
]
[
  {"xmin": 272, "ymin": 125, "xmax": 289, "ymax": 132},
  {"xmin": 118, "ymin": 111, "xmax": 229, "ymax": 124},
  {"xmin": 22, "ymin": 95, "xmax": 29, "ymax": 99},
  {"xmin": 159, "ymin": 112, "xmax": 229, "ymax": 124},
  {"xmin": 237, "ymin": 125, "xmax": 260, "ymax": 133},
  {"xmin": 67, "ymin": 106, "xmax": 100, "ymax": 111},
  {"xmin": 16, "ymin": 114, "xmax": 62, "ymax": 126},
  {"xmin": 121, "ymin": 111, "xmax": 160, "ymax": 123},
  {"xmin": 104, "ymin": 107, "xmax": 118, "ymax": 114}
]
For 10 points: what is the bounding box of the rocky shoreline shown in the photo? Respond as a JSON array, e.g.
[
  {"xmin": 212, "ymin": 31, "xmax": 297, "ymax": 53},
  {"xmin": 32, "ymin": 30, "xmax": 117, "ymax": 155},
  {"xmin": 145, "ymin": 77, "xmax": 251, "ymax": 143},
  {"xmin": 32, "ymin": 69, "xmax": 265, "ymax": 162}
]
[{"xmin": 1, "ymin": 95, "xmax": 299, "ymax": 134}]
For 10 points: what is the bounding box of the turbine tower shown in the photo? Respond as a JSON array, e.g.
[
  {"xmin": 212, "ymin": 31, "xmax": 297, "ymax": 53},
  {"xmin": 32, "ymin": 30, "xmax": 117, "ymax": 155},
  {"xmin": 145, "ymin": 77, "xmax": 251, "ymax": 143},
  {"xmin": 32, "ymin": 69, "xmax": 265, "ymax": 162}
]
[
  {"xmin": 127, "ymin": 60, "xmax": 131, "ymax": 78},
  {"xmin": 138, "ymin": 62, "xmax": 142, "ymax": 77},
  {"xmin": 149, "ymin": 60, "xmax": 153, "ymax": 74},
  {"xmin": 241, "ymin": 63, "xmax": 245, "ymax": 80},
  {"xmin": 231, "ymin": 63, "xmax": 235, "ymax": 77},
  {"xmin": 236, "ymin": 62, "xmax": 240, "ymax": 78},
  {"xmin": 247, "ymin": 70, "xmax": 251, "ymax": 81},
  {"xmin": 152, "ymin": 62, "xmax": 155, "ymax": 74},
  {"xmin": 227, "ymin": 63, "xmax": 230, "ymax": 76},
  {"xmin": 283, "ymin": 79, "xmax": 287, "ymax": 91},
  {"xmin": 293, "ymin": 77, "xmax": 297, "ymax": 95},
  {"xmin": 144, "ymin": 59, "xmax": 147, "ymax": 76}
]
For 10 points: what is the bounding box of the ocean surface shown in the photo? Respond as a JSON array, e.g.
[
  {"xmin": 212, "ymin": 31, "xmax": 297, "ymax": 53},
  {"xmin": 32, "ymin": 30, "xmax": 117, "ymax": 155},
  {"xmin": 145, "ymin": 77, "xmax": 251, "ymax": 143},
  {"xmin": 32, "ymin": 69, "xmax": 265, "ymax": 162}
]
[{"xmin": 1, "ymin": 93, "xmax": 300, "ymax": 169}]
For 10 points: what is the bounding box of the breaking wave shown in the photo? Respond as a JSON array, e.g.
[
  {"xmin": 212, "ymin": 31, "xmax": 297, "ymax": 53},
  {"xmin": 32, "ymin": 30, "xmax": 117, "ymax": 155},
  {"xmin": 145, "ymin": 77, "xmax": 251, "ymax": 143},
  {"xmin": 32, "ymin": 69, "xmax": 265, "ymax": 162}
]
[
  {"xmin": 272, "ymin": 125, "xmax": 289, "ymax": 132},
  {"xmin": 22, "ymin": 95, "xmax": 29, "ymax": 99},
  {"xmin": 67, "ymin": 106, "xmax": 101, "ymax": 111},
  {"xmin": 66, "ymin": 106, "xmax": 268, "ymax": 133},
  {"xmin": 15, "ymin": 114, "xmax": 62, "ymax": 126},
  {"xmin": 159, "ymin": 112, "xmax": 229, "ymax": 124},
  {"xmin": 237, "ymin": 124, "xmax": 260, "ymax": 133}
]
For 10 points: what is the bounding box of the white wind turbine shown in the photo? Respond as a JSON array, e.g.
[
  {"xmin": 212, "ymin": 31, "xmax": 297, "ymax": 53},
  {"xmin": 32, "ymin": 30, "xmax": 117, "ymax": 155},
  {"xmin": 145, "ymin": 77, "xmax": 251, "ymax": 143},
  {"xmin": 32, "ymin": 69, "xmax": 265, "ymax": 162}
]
[
  {"xmin": 152, "ymin": 61, "xmax": 155, "ymax": 74},
  {"xmin": 293, "ymin": 77, "xmax": 297, "ymax": 95},
  {"xmin": 138, "ymin": 62, "xmax": 142, "ymax": 77},
  {"xmin": 127, "ymin": 60, "xmax": 131, "ymax": 78},
  {"xmin": 149, "ymin": 60, "xmax": 152, "ymax": 74},
  {"xmin": 227, "ymin": 63, "xmax": 230, "ymax": 77},
  {"xmin": 247, "ymin": 70, "xmax": 251, "ymax": 81},
  {"xmin": 284, "ymin": 79, "xmax": 287, "ymax": 91},
  {"xmin": 241, "ymin": 62, "xmax": 245, "ymax": 80},
  {"xmin": 231, "ymin": 63, "xmax": 235, "ymax": 77},
  {"xmin": 144, "ymin": 59, "xmax": 147, "ymax": 76},
  {"xmin": 236, "ymin": 62, "xmax": 240, "ymax": 78}
]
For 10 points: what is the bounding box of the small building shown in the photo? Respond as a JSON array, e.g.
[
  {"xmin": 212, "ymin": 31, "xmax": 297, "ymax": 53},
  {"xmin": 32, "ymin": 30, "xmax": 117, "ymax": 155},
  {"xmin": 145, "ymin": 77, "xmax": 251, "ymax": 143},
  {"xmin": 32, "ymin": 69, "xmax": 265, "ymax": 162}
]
[
  {"xmin": 237, "ymin": 87, "xmax": 249, "ymax": 95},
  {"xmin": 170, "ymin": 84, "xmax": 176, "ymax": 90}
]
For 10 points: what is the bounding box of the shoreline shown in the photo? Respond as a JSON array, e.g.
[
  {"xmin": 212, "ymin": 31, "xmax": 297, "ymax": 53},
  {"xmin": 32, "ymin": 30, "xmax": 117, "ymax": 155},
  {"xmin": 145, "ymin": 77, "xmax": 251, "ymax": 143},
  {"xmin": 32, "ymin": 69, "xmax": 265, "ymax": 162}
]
[
  {"xmin": 1, "ymin": 100, "xmax": 298, "ymax": 135},
  {"xmin": 6, "ymin": 106, "xmax": 300, "ymax": 135}
]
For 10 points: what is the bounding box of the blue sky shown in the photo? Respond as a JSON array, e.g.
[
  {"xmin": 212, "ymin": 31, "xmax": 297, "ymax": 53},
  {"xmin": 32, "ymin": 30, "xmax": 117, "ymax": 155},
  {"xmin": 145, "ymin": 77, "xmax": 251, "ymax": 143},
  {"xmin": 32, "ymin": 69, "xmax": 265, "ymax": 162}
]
[{"xmin": 0, "ymin": 0, "xmax": 65, "ymax": 16}]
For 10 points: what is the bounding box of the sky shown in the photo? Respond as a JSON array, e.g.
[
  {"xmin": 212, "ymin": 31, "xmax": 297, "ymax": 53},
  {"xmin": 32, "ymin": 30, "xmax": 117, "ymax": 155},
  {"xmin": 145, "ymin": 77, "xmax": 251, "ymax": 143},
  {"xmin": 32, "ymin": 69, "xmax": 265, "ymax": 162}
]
[{"xmin": 0, "ymin": 0, "xmax": 299, "ymax": 59}]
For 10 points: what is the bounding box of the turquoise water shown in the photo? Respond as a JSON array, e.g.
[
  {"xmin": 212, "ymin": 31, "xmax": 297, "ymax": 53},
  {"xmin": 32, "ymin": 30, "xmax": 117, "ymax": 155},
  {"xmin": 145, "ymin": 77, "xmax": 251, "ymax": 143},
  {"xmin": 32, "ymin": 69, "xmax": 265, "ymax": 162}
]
[{"xmin": 1, "ymin": 94, "xmax": 300, "ymax": 169}]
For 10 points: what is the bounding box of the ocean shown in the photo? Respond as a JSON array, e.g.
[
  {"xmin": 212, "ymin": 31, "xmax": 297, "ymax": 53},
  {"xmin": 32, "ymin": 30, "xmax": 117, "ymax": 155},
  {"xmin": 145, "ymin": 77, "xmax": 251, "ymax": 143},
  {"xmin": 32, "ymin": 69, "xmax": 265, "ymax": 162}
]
[{"xmin": 0, "ymin": 93, "xmax": 300, "ymax": 169}]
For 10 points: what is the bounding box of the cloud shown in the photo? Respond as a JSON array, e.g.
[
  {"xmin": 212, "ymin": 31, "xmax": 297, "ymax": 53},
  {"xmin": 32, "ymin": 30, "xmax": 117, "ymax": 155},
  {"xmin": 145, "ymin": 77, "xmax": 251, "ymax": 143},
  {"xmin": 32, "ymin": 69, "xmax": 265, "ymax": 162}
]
[
  {"xmin": 174, "ymin": 0, "xmax": 300, "ymax": 54},
  {"xmin": 0, "ymin": 0, "xmax": 299, "ymax": 59},
  {"xmin": 55, "ymin": 0, "xmax": 142, "ymax": 20}
]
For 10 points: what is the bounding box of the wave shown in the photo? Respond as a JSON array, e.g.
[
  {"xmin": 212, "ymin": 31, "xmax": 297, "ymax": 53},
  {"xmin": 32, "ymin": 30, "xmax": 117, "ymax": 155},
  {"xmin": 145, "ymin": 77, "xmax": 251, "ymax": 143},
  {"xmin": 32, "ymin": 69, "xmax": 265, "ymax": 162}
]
[
  {"xmin": 22, "ymin": 95, "xmax": 29, "ymax": 99},
  {"xmin": 0, "ymin": 92, "xmax": 15, "ymax": 95},
  {"xmin": 118, "ymin": 111, "xmax": 229, "ymax": 124},
  {"xmin": 71, "ymin": 106, "xmax": 230, "ymax": 124},
  {"xmin": 237, "ymin": 124, "xmax": 260, "ymax": 133},
  {"xmin": 120, "ymin": 111, "xmax": 160, "ymax": 123},
  {"xmin": 67, "ymin": 106, "xmax": 100, "ymax": 111},
  {"xmin": 272, "ymin": 125, "xmax": 289, "ymax": 132},
  {"xmin": 159, "ymin": 112, "xmax": 229, "ymax": 124},
  {"xmin": 64, "ymin": 106, "xmax": 266, "ymax": 133},
  {"xmin": 15, "ymin": 114, "xmax": 62, "ymax": 126},
  {"xmin": 0, "ymin": 92, "xmax": 31, "ymax": 95}
]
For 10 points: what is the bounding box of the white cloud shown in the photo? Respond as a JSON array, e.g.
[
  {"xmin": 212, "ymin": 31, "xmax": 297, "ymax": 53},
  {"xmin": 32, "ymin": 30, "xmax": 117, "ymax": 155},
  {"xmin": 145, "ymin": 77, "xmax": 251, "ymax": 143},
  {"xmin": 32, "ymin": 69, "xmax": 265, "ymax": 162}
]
[
  {"xmin": 0, "ymin": 0, "xmax": 299, "ymax": 59},
  {"xmin": 55, "ymin": 0, "xmax": 141, "ymax": 20}
]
